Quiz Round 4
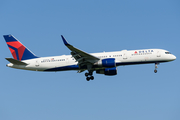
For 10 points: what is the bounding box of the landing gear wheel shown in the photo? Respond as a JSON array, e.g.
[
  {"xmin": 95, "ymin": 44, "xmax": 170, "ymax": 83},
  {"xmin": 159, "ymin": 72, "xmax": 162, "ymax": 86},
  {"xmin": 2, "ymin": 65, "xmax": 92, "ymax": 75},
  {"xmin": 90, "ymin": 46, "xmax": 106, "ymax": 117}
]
[
  {"xmin": 86, "ymin": 77, "xmax": 90, "ymax": 81},
  {"xmin": 154, "ymin": 69, "xmax": 157, "ymax": 73},
  {"xmin": 85, "ymin": 70, "xmax": 94, "ymax": 81},
  {"xmin": 90, "ymin": 76, "xmax": 94, "ymax": 80}
]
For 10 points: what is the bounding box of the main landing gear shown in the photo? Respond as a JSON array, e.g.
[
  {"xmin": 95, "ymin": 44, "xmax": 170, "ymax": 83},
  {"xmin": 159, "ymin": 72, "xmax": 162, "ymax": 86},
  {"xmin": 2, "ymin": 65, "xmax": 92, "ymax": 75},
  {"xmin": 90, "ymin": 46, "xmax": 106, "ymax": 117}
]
[
  {"xmin": 154, "ymin": 63, "xmax": 158, "ymax": 73},
  {"xmin": 85, "ymin": 64, "xmax": 94, "ymax": 81},
  {"xmin": 85, "ymin": 71, "xmax": 94, "ymax": 81}
]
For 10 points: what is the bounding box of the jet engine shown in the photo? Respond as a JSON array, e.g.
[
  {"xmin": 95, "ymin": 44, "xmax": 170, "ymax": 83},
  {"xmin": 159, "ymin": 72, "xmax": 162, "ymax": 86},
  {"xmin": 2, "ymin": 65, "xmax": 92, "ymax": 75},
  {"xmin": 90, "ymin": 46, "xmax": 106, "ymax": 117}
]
[
  {"xmin": 95, "ymin": 58, "xmax": 116, "ymax": 67},
  {"xmin": 96, "ymin": 67, "xmax": 117, "ymax": 76}
]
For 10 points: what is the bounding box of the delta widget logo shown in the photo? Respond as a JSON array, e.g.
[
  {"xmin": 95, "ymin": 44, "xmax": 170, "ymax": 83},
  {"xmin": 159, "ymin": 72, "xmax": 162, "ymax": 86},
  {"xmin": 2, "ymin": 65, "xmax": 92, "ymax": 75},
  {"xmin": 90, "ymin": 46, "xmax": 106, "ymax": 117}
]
[{"xmin": 6, "ymin": 41, "xmax": 26, "ymax": 61}]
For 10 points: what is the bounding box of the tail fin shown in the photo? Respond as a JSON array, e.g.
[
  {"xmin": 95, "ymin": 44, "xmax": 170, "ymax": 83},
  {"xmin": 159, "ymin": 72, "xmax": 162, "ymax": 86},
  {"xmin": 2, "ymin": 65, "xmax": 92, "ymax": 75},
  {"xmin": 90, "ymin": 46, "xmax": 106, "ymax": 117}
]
[{"xmin": 3, "ymin": 35, "xmax": 39, "ymax": 61}]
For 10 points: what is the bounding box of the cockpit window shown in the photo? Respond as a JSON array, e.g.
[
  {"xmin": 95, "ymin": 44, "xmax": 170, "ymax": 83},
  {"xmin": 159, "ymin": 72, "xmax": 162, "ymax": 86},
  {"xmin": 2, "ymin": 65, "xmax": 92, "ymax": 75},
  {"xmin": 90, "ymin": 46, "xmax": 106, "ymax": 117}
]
[{"xmin": 165, "ymin": 52, "xmax": 171, "ymax": 54}]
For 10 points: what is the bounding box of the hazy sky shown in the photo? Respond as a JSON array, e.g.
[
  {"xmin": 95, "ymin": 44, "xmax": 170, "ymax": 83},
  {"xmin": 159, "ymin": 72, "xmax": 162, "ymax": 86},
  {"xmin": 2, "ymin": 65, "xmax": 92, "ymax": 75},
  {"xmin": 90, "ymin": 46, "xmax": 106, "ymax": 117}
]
[{"xmin": 0, "ymin": 0, "xmax": 180, "ymax": 120}]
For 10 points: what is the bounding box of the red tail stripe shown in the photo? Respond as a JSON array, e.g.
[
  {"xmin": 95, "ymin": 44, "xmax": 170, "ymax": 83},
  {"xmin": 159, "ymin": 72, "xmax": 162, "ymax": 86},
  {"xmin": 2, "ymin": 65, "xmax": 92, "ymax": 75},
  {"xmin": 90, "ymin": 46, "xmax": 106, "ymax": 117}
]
[
  {"xmin": 7, "ymin": 41, "xmax": 26, "ymax": 61},
  {"xmin": 7, "ymin": 41, "xmax": 23, "ymax": 48},
  {"xmin": 9, "ymin": 47, "xmax": 17, "ymax": 60},
  {"xmin": 18, "ymin": 45, "xmax": 26, "ymax": 61}
]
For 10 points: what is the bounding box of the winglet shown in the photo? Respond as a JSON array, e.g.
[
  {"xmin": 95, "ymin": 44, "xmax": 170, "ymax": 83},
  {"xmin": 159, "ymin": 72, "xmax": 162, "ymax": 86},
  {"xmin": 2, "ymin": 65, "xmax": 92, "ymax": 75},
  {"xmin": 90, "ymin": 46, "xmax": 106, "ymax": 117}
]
[{"xmin": 61, "ymin": 35, "xmax": 70, "ymax": 46}]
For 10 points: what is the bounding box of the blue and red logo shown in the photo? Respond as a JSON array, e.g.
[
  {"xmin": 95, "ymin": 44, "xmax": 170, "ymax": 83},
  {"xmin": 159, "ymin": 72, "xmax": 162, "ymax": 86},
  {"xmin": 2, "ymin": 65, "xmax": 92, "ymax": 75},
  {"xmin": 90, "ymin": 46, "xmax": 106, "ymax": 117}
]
[
  {"xmin": 6, "ymin": 41, "xmax": 26, "ymax": 61},
  {"xmin": 4, "ymin": 35, "xmax": 38, "ymax": 61}
]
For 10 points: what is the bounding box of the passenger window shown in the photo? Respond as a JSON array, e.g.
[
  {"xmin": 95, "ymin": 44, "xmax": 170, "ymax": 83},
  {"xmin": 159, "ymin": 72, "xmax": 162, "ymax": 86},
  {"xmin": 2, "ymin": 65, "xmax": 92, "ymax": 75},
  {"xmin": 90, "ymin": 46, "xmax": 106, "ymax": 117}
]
[{"xmin": 165, "ymin": 52, "xmax": 171, "ymax": 54}]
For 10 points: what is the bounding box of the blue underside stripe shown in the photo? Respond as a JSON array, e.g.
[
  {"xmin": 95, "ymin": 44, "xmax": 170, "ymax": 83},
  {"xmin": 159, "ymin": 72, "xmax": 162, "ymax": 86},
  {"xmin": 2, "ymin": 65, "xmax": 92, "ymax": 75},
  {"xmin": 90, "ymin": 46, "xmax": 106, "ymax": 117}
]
[
  {"xmin": 44, "ymin": 65, "xmax": 80, "ymax": 71},
  {"xmin": 44, "ymin": 61, "xmax": 168, "ymax": 72},
  {"xmin": 116, "ymin": 60, "xmax": 167, "ymax": 66}
]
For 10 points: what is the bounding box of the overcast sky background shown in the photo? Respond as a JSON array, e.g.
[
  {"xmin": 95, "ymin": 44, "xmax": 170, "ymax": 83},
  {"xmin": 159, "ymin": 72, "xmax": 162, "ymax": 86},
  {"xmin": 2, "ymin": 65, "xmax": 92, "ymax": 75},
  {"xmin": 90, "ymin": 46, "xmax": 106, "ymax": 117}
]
[{"xmin": 0, "ymin": 0, "xmax": 180, "ymax": 120}]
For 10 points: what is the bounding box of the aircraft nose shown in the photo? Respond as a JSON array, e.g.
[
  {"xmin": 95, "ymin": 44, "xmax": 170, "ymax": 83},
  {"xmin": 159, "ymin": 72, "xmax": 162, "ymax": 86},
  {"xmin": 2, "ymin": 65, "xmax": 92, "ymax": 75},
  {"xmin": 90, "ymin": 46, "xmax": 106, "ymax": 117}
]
[{"xmin": 173, "ymin": 55, "xmax": 176, "ymax": 60}]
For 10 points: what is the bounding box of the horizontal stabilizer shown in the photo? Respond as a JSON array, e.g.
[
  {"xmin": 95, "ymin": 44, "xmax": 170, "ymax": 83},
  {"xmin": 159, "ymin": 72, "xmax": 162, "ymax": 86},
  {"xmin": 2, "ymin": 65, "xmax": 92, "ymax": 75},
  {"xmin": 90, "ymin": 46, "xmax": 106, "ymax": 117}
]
[{"xmin": 5, "ymin": 58, "xmax": 28, "ymax": 65}]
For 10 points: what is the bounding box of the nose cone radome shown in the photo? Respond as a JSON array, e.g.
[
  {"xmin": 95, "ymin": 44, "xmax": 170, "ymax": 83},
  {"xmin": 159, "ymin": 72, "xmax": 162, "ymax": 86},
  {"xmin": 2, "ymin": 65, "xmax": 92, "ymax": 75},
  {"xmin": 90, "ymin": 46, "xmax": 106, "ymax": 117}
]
[{"xmin": 172, "ymin": 55, "xmax": 176, "ymax": 60}]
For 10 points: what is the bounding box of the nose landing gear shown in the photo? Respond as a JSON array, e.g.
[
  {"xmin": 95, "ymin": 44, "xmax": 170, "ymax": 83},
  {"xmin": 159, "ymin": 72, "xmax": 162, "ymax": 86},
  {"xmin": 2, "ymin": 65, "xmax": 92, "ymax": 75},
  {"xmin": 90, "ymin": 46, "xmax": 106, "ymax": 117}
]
[{"xmin": 154, "ymin": 63, "xmax": 158, "ymax": 73}]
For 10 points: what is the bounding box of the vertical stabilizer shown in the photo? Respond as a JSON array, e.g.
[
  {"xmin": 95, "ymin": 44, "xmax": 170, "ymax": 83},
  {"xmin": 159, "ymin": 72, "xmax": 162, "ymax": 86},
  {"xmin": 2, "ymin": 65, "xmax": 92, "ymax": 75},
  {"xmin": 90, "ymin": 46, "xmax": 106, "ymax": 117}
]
[{"xmin": 3, "ymin": 35, "xmax": 39, "ymax": 61}]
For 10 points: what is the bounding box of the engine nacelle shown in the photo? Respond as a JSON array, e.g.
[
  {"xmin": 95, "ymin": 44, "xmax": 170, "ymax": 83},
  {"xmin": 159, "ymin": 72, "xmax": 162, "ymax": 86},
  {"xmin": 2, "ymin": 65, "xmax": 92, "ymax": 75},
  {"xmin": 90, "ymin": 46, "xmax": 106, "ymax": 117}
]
[
  {"xmin": 95, "ymin": 58, "xmax": 116, "ymax": 67},
  {"xmin": 96, "ymin": 67, "xmax": 117, "ymax": 76}
]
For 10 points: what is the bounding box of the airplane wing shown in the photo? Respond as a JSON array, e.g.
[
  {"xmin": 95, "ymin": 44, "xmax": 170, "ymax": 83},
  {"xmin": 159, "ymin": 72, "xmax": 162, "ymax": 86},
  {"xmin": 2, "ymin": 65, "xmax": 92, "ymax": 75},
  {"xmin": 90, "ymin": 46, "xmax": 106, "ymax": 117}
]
[{"xmin": 61, "ymin": 35, "xmax": 100, "ymax": 68}]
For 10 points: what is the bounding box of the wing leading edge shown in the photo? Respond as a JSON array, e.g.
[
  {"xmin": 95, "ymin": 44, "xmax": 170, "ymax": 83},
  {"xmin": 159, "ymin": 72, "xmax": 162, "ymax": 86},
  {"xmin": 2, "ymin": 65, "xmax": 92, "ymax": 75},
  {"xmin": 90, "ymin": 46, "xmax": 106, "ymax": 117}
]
[{"xmin": 61, "ymin": 35, "xmax": 100, "ymax": 67}]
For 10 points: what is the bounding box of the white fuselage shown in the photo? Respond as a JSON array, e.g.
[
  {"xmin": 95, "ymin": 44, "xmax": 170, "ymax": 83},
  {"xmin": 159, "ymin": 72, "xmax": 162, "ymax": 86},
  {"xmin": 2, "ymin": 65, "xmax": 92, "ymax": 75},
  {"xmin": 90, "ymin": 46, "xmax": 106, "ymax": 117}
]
[{"xmin": 7, "ymin": 49, "xmax": 176, "ymax": 72}]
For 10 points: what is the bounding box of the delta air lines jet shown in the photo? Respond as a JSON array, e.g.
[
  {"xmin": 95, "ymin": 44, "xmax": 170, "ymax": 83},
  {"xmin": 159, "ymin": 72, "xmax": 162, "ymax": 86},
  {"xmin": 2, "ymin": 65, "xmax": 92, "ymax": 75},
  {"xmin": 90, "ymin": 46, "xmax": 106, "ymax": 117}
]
[{"xmin": 4, "ymin": 35, "xmax": 176, "ymax": 81}]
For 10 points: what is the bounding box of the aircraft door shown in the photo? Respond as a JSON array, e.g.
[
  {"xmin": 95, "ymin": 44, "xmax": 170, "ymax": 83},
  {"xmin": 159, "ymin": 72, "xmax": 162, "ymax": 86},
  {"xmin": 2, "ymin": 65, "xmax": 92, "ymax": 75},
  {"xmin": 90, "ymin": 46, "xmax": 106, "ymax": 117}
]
[
  {"xmin": 157, "ymin": 51, "xmax": 161, "ymax": 57},
  {"xmin": 35, "ymin": 60, "xmax": 39, "ymax": 67},
  {"xmin": 66, "ymin": 57, "xmax": 69, "ymax": 64},
  {"xmin": 122, "ymin": 50, "xmax": 127, "ymax": 60}
]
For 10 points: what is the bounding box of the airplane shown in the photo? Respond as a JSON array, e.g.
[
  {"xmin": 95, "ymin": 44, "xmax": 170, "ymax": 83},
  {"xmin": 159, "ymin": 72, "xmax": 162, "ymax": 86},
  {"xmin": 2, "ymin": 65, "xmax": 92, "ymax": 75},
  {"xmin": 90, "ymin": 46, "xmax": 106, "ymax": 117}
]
[{"xmin": 3, "ymin": 34, "xmax": 176, "ymax": 81}]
